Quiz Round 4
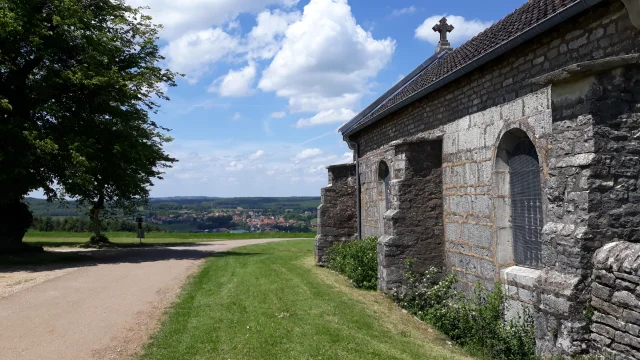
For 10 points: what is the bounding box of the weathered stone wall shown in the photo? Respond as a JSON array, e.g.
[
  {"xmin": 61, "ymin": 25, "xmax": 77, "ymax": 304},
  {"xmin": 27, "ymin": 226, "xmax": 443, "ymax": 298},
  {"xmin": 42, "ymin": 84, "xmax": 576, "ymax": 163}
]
[
  {"xmin": 353, "ymin": 0, "xmax": 640, "ymax": 157},
  {"xmin": 314, "ymin": 163, "xmax": 357, "ymax": 265},
  {"xmin": 590, "ymin": 242, "xmax": 640, "ymax": 359},
  {"xmin": 590, "ymin": 66, "xmax": 640, "ymax": 245},
  {"xmin": 531, "ymin": 63, "xmax": 640, "ymax": 356},
  {"xmin": 377, "ymin": 140, "xmax": 444, "ymax": 291}
]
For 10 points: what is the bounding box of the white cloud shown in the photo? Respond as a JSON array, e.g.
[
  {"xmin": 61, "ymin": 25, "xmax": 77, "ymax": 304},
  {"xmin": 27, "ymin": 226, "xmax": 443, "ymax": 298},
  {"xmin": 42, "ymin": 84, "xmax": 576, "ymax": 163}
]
[
  {"xmin": 209, "ymin": 63, "xmax": 257, "ymax": 97},
  {"xmin": 391, "ymin": 6, "xmax": 417, "ymax": 17},
  {"xmin": 127, "ymin": 0, "xmax": 299, "ymax": 40},
  {"xmin": 247, "ymin": 9, "xmax": 301, "ymax": 60},
  {"xmin": 307, "ymin": 165, "xmax": 326, "ymax": 174},
  {"xmin": 249, "ymin": 150, "xmax": 265, "ymax": 160},
  {"xmin": 231, "ymin": 112, "xmax": 242, "ymax": 121},
  {"xmin": 295, "ymin": 148, "xmax": 323, "ymax": 159},
  {"xmin": 270, "ymin": 111, "xmax": 287, "ymax": 118},
  {"xmin": 295, "ymin": 108, "xmax": 356, "ymax": 128},
  {"xmin": 415, "ymin": 15, "xmax": 493, "ymax": 46},
  {"xmin": 225, "ymin": 160, "xmax": 245, "ymax": 172},
  {"xmin": 259, "ymin": 0, "xmax": 396, "ymax": 115},
  {"xmin": 288, "ymin": 93, "xmax": 362, "ymax": 114},
  {"xmin": 226, "ymin": 20, "xmax": 241, "ymax": 32},
  {"xmin": 151, "ymin": 139, "xmax": 352, "ymax": 197},
  {"xmin": 159, "ymin": 7, "xmax": 300, "ymax": 84},
  {"xmin": 161, "ymin": 28, "xmax": 239, "ymax": 83}
]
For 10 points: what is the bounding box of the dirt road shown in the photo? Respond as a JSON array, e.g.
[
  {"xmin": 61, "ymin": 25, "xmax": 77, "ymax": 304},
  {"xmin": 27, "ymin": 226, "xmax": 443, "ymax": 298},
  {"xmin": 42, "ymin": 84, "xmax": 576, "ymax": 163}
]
[{"xmin": 0, "ymin": 238, "xmax": 302, "ymax": 360}]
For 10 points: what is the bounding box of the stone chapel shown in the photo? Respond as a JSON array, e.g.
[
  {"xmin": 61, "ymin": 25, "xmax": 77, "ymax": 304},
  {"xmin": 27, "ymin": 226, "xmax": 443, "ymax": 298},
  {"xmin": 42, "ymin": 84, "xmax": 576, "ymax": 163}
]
[{"xmin": 315, "ymin": 0, "xmax": 640, "ymax": 358}]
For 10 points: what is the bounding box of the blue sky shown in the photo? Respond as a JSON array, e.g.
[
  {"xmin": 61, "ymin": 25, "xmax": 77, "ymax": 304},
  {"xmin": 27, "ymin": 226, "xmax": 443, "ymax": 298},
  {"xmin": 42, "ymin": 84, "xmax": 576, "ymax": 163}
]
[{"xmin": 92, "ymin": 0, "xmax": 526, "ymax": 197}]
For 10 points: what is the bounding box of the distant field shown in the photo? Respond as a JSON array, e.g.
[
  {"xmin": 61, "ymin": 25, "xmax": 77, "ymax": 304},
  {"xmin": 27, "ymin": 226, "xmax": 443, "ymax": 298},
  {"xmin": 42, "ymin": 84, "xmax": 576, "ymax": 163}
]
[{"xmin": 23, "ymin": 231, "xmax": 315, "ymax": 248}]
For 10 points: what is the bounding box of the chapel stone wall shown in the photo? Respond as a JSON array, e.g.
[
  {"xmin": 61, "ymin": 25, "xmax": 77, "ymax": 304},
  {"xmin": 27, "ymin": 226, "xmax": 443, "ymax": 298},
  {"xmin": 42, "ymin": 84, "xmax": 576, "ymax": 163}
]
[
  {"xmin": 314, "ymin": 163, "xmax": 357, "ymax": 265},
  {"xmin": 376, "ymin": 140, "xmax": 444, "ymax": 291}
]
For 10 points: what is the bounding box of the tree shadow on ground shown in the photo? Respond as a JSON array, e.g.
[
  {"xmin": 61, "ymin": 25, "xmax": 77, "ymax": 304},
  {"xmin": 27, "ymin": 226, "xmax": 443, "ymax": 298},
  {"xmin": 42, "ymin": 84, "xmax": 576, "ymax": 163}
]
[{"xmin": 0, "ymin": 247, "xmax": 262, "ymax": 274}]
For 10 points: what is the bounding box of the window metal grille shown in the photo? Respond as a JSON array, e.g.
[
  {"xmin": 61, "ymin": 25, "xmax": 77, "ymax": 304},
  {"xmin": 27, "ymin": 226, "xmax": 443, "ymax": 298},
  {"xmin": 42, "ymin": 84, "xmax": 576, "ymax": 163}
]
[
  {"xmin": 379, "ymin": 162, "xmax": 391, "ymax": 211},
  {"xmin": 509, "ymin": 139, "xmax": 543, "ymax": 268}
]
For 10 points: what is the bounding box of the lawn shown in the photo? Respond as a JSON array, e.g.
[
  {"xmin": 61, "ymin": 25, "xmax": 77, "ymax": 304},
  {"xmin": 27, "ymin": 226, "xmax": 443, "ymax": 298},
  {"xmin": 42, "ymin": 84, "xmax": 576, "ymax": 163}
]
[
  {"xmin": 140, "ymin": 240, "xmax": 472, "ymax": 360},
  {"xmin": 23, "ymin": 231, "xmax": 315, "ymax": 248}
]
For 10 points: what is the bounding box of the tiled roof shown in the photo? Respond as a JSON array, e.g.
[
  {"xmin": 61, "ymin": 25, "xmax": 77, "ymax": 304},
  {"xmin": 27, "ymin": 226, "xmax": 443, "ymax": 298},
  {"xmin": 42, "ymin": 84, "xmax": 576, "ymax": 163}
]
[{"xmin": 342, "ymin": 0, "xmax": 584, "ymax": 135}]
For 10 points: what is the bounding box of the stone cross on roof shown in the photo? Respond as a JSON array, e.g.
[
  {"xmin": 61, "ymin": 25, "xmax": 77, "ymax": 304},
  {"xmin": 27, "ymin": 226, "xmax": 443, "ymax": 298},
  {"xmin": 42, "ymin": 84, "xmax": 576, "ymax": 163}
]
[{"xmin": 432, "ymin": 17, "xmax": 454, "ymax": 54}]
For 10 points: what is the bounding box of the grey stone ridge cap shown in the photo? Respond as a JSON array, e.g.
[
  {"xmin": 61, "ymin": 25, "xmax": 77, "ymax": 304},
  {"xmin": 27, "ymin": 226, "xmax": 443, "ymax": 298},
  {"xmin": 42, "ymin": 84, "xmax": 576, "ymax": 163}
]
[
  {"xmin": 530, "ymin": 54, "xmax": 640, "ymax": 85},
  {"xmin": 337, "ymin": 52, "xmax": 444, "ymax": 134},
  {"xmin": 325, "ymin": 162, "xmax": 355, "ymax": 169},
  {"xmin": 340, "ymin": 0, "xmax": 604, "ymax": 138}
]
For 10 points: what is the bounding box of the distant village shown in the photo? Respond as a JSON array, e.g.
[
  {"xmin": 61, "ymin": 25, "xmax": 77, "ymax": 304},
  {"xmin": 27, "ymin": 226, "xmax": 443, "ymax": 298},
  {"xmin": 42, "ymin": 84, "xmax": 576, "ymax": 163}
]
[{"xmin": 147, "ymin": 207, "xmax": 317, "ymax": 233}]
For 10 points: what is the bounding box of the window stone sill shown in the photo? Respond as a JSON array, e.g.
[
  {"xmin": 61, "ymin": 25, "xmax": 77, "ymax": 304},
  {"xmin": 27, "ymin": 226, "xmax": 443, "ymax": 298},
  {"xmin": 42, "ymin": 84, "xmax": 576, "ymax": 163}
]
[{"xmin": 500, "ymin": 265, "xmax": 541, "ymax": 288}]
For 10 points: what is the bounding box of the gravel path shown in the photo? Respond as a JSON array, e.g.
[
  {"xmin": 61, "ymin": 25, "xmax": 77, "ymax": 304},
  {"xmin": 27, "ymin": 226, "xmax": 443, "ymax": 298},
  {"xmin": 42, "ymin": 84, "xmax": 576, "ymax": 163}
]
[{"xmin": 0, "ymin": 238, "xmax": 302, "ymax": 360}]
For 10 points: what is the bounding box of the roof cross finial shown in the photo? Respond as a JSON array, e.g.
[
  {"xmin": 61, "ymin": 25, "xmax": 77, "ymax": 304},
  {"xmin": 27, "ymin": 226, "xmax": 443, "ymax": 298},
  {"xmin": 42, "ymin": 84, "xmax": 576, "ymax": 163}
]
[{"xmin": 432, "ymin": 17, "xmax": 454, "ymax": 54}]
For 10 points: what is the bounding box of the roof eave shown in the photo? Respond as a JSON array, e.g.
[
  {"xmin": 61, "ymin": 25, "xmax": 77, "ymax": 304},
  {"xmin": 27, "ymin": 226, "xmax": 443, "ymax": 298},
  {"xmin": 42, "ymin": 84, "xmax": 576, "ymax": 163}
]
[{"xmin": 341, "ymin": 0, "xmax": 604, "ymax": 137}]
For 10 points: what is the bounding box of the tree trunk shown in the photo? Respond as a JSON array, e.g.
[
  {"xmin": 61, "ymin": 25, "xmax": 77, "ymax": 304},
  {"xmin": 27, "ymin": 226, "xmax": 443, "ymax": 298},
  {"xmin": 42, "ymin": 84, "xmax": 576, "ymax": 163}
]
[
  {"xmin": 89, "ymin": 194, "xmax": 108, "ymax": 245},
  {"xmin": 0, "ymin": 199, "xmax": 41, "ymax": 254}
]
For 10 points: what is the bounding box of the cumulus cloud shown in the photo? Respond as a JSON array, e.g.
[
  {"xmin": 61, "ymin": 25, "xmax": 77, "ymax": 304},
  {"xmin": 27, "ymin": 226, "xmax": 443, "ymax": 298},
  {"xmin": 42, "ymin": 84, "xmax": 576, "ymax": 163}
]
[
  {"xmin": 415, "ymin": 15, "xmax": 493, "ymax": 46},
  {"xmin": 161, "ymin": 28, "xmax": 239, "ymax": 83},
  {"xmin": 160, "ymin": 8, "xmax": 300, "ymax": 84},
  {"xmin": 247, "ymin": 9, "xmax": 301, "ymax": 60},
  {"xmin": 127, "ymin": 0, "xmax": 299, "ymax": 40},
  {"xmin": 391, "ymin": 6, "xmax": 417, "ymax": 17},
  {"xmin": 295, "ymin": 148, "xmax": 323, "ymax": 160},
  {"xmin": 249, "ymin": 150, "xmax": 265, "ymax": 160},
  {"xmin": 295, "ymin": 108, "xmax": 357, "ymax": 128},
  {"xmin": 270, "ymin": 111, "xmax": 287, "ymax": 118},
  {"xmin": 259, "ymin": 0, "xmax": 396, "ymax": 115},
  {"xmin": 231, "ymin": 112, "xmax": 242, "ymax": 121},
  {"xmin": 209, "ymin": 63, "xmax": 257, "ymax": 96}
]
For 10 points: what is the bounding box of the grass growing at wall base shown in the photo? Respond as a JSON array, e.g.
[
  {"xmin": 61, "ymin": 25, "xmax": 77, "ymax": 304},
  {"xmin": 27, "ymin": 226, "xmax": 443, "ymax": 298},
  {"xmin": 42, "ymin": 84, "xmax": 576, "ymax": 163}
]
[{"xmin": 140, "ymin": 240, "xmax": 473, "ymax": 360}]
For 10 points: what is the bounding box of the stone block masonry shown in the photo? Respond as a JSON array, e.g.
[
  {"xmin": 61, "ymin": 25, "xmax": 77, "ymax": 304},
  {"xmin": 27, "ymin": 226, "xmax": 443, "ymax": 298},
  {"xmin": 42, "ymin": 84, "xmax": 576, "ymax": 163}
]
[
  {"xmin": 591, "ymin": 242, "xmax": 640, "ymax": 360},
  {"xmin": 377, "ymin": 140, "xmax": 444, "ymax": 292},
  {"xmin": 314, "ymin": 164, "xmax": 357, "ymax": 266}
]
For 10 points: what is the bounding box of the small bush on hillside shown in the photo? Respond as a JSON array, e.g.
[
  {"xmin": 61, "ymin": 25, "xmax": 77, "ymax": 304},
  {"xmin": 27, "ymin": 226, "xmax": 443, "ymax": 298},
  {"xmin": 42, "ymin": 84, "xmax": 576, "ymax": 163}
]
[
  {"xmin": 326, "ymin": 236, "xmax": 378, "ymax": 290},
  {"xmin": 393, "ymin": 262, "xmax": 536, "ymax": 360}
]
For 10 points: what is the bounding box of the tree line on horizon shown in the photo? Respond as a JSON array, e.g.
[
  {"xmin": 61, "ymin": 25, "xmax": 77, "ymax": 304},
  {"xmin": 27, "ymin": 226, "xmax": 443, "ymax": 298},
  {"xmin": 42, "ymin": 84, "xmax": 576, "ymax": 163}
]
[{"xmin": 31, "ymin": 217, "xmax": 166, "ymax": 233}]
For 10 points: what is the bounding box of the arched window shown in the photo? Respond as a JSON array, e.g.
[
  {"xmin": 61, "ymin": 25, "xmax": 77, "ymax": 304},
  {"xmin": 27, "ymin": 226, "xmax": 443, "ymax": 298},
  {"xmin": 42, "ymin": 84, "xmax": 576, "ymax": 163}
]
[
  {"xmin": 378, "ymin": 161, "xmax": 391, "ymax": 211},
  {"xmin": 509, "ymin": 138, "xmax": 543, "ymax": 268}
]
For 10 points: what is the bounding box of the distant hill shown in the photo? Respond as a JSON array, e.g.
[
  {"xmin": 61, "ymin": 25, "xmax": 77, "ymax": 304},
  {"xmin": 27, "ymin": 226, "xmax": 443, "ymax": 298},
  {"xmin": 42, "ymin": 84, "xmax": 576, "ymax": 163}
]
[{"xmin": 25, "ymin": 196, "xmax": 321, "ymax": 217}]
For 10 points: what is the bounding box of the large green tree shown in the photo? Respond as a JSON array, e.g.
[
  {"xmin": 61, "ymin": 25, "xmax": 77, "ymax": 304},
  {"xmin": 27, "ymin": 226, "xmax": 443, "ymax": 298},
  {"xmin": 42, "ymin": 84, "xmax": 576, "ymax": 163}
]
[
  {"xmin": 0, "ymin": 0, "xmax": 178, "ymax": 252},
  {"xmin": 59, "ymin": 117, "xmax": 176, "ymax": 244}
]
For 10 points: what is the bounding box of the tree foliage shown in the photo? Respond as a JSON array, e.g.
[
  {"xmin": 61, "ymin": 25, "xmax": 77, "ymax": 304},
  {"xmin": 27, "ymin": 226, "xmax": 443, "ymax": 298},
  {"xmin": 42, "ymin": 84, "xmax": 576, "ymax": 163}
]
[{"xmin": 0, "ymin": 0, "xmax": 179, "ymax": 250}]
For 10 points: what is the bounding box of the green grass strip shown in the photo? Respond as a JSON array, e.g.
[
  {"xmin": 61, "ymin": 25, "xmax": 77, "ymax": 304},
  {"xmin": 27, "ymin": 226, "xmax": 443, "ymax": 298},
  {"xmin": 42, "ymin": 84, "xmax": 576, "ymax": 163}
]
[{"xmin": 140, "ymin": 240, "xmax": 473, "ymax": 360}]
